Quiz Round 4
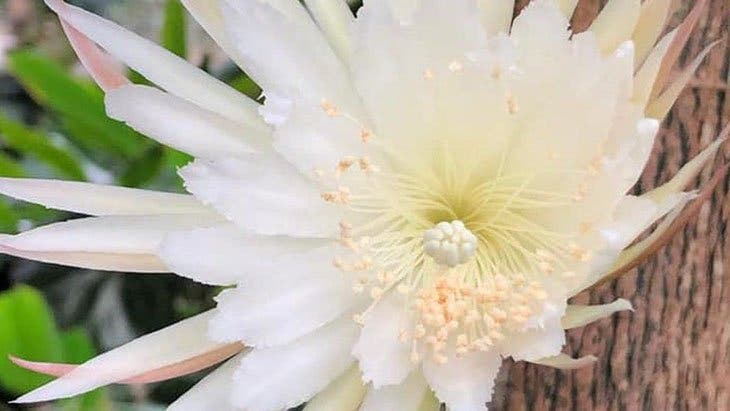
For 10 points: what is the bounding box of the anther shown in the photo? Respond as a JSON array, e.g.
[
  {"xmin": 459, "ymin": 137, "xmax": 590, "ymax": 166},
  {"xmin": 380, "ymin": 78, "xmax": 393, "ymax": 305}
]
[{"xmin": 320, "ymin": 98, "xmax": 340, "ymax": 116}]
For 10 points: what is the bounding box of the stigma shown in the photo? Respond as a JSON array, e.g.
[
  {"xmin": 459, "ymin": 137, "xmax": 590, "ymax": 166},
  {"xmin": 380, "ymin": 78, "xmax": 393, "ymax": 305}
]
[{"xmin": 423, "ymin": 220, "xmax": 477, "ymax": 267}]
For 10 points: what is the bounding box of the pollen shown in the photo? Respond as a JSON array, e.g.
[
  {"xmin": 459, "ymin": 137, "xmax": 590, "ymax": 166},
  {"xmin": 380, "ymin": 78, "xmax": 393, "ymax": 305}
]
[{"xmin": 423, "ymin": 221, "xmax": 478, "ymax": 267}]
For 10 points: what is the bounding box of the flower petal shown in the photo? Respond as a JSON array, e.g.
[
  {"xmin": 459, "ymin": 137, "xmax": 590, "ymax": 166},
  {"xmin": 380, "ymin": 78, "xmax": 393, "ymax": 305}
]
[
  {"xmin": 14, "ymin": 311, "xmax": 226, "ymax": 403},
  {"xmin": 633, "ymin": 29, "xmax": 676, "ymax": 108},
  {"xmin": 44, "ymin": 0, "xmax": 265, "ymax": 129},
  {"xmin": 208, "ymin": 249, "xmax": 361, "ymax": 347},
  {"xmin": 644, "ymin": 137, "xmax": 726, "ymax": 204},
  {"xmin": 530, "ymin": 353, "xmax": 598, "ymax": 370},
  {"xmin": 11, "ymin": 343, "xmax": 243, "ymax": 384},
  {"xmin": 178, "ymin": 0, "xmax": 247, "ymax": 70},
  {"xmin": 231, "ymin": 316, "xmax": 359, "ymax": 411},
  {"xmin": 220, "ymin": 0, "xmax": 353, "ymax": 105},
  {"xmin": 353, "ymin": 292, "xmax": 416, "ymax": 388},
  {"xmin": 646, "ymin": 40, "xmax": 722, "ymax": 119},
  {"xmin": 561, "ymin": 299, "xmax": 633, "ymax": 329},
  {"xmin": 556, "ymin": 0, "xmax": 579, "ymax": 18},
  {"xmin": 0, "ymin": 178, "xmax": 209, "ymax": 216},
  {"xmin": 59, "ymin": 21, "xmax": 128, "ymax": 91},
  {"xmin": 422, "ymin": 350, "xmax": 502, "ymax": 411},
  {"xmin": 360, "ymin": 370, "xmax": 429, "ymax": 411},
  {"xmin": 650, "ymin": 0, "xmax": 708, "ymax": 99},
  {"xmin": 476, "ymin": 0, "xmax": 514, "ymax": 35},
  {"xmin": 105, "ymin": 85, "xmax": 270, "ymax": 159},
  {"xmin": 504, "ymin": 307, "xmax": 566, "ymax": 362},
  {"xmin": 631, "ymin": 0, "xmax": 672, "ymax": 66},
  {"xmin": 601, "ymin": 161, "xmax": 728, "ymax": 286},
  {"xmin": 2, "ymin": 215, "xmax": 222, "ymax": 254},
  {"xmin": 168, "ymin": 353, "xmax": 246, "ymax": 411},
  {"xmin": 303, "ymin": 0, "xmax": 354, "ymax": 62},
  {"xmin": 588, "ymin": 0, "xmax": 641, "ymax": 54},
  {"xmin": 180, "ymin": 156, "xmax": 340, "ymax": 238},
  {"xmin": 158, "ymin": 225, "xmax": 329, "ymax": 285},
  {"xmin": 303, "ymin": 365, "xmax": 366, "ymax": 411},
  {"xmin": 0, "ymin": 239, "xmax": 166, "ymax": 272}
]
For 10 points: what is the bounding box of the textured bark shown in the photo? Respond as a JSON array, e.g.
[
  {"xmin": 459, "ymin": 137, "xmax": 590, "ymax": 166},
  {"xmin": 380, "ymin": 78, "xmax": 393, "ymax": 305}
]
[{"xmin": 491, "ymin": 0, "xmax": 730, "ymax": 410}]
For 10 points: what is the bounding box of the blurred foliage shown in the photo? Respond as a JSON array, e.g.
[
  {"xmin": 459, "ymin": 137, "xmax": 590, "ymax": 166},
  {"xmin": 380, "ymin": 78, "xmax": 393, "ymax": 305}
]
[
  {"xmin": 0, "ymin": 285, "xmax": 111, "ymax": 410},
  {"xmin": 0, "ymin": 0, "xmax": 226, "ymax": 408}
]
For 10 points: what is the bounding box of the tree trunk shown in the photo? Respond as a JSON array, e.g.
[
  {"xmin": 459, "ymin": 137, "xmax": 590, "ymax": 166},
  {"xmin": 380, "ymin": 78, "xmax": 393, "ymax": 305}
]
[{"xmin": 491, "ymin": 0, "xmax": 730, "ymax": 409}]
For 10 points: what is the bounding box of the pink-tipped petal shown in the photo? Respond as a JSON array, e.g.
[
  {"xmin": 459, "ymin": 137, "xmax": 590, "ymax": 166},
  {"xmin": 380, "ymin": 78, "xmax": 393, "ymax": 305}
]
[
  {"xmin": 9, "ymin": 356, "xmax": 77, "ymax": 378},
  {"xmin": 60, "ymin": 20, "xmax": 129, "ymax": 92},
  {"xmin": 10, "ymin": 343, "xmax": 244, "ymax": 384}
]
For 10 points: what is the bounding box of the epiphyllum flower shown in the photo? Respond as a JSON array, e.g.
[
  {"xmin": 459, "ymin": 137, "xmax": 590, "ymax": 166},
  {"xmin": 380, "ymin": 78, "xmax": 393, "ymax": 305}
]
[{"xmin": 1, "ymin": 0, "xmax": 725, "ymax": 410}]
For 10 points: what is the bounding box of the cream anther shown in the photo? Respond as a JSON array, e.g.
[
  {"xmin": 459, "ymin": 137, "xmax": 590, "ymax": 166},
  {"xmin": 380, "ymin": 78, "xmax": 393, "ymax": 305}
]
[{"xmin": 423, "ymin": 220, "xmax": 478, "ymax": 267}]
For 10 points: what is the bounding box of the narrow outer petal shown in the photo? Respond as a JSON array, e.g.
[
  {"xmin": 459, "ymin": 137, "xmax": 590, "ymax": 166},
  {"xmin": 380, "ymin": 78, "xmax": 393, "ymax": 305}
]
[
  {"xmin": 14, "ymin": 311, "xmax": 225, "ymax": 403},
  {"xmin": 0, "ymin": 178, "xmax": 209, "ymax": 216},
  {"xmin": 561, "ymin": 299, "xmax": 633, "ymax": 329}
]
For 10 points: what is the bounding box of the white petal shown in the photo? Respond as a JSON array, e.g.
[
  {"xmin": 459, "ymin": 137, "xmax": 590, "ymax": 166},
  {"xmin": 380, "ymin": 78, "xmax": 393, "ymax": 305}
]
[
  {"xmin": 352, "ymin": 0, "xmax": 502, "ymax": 173},
  {"xmin": 44, "ymin": 0, "xmax": 265, "ymax": 129},
  {"xmin": 422, "ymin": 350, "xmax": 502, "ymax": 411},
  {"xmin": 303, "ymin": 365, "xmax": 366, "ymax": 411},
  {"xmin": 556, "ymin": 0, "xmax": 579, "ymax": 18},
  {"xmin": 270, "ymin": 95, "xmax": 376, "ymax": 175},
  {"xmin": 180, "ymin": 157, "xmax": 340, "ymax": 238},
  {"xmin": 303, "ymin": 0, "xmax": 354, "ymax": 62},
  {"xmin": 0, "ymin": 237, "xmax": 166, "ymax": 272},
  {"xmin": 633, "ymin": 29, "xmax": 676, "ymax": 107},
  {"xmin": 476, "ymin": 0, "xmax": 514, "ymax": 35},
  {"xmin": 360, "ymin": 370, "xmax": 429, "ymax": 411},
  {"xmin": 505, "ymin": 310, "xmax": 566, "ymax": 362},
  {"xmin": 15, "ymin": 311, "xmax": 225, "ymax": 403},
  {"xmin": 588, "ymin": 0, "xmax": 641, "ymax": 54},
  {"xmin": 632, "ymin": 0, "xmax": 672, "ymax": 65},
  {"xmin": 208, "ymin": 248, "xmax": 361, "ymax": 347},
  {"xmin": 168, "ymin": 353, "xmax": 245, "ymax": 411},
  {"xmin": 105, "ymin": 85, "xmax": 269, "ymax": 159},
  {"xmin": 158, "ymin": 225, "xmax": 329, "ymax": 285},
  {"xmin": 530, "ymin": 353, "xmax": 597, "ymax": 370},
  {"xmin": 353, "ymin": 292, "xmax": 416, "ymax": 388},
  {"xmin": 562, "ymin": 299, "xmax": 633, "ymax": 329},
  {"xmin": 231, "ymin": 316, "xmax": 359, "ymax": 411},
  {"xmin": 0, "ymin": 178, "xmax": 208, "ymax": 216},
  {"xmin": 643, "ymin": 138, "xmax": 725, "ymax": 204},
  {"xmin": 220, "ymin": 0, "xmax": 354, "ymax": 105},
  {"xmin": 3, "ymin": 215, "xmax": 222, "ymax": 254},
  {"xmin": 179, "ymin": 0, "xmax": 247, "ymax": 71}
]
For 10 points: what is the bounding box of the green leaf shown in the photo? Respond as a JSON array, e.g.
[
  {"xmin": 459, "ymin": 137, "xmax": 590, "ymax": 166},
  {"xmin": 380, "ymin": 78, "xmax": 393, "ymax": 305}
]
[
  {"xmin": 0, "ymin": 285, "xmax": 64, "ymax": 394},
  {"xmin": 0, "ymin": 151, "xmax": 27, "ymax": 178},
  {"xmin": 228, "ymin": 74, "xmax": 262, "ymax": 101},
  {"xmin": 119, "ymin": 145, "xmax": 165, "ymax": 187},
  {"xmin": 7, "ymin": 50, "xmax": 149, "ymax": 160},
  {"xmin": 0, "ymin": 198, "xmax": 19, "ymax": 233},
  {"xmin": 0, "ymin": 113, "xmax": 86, "ymax": 180},
  {"xmin": 162, "ymin": 0, "xmax": 187, "ymax": 58}
]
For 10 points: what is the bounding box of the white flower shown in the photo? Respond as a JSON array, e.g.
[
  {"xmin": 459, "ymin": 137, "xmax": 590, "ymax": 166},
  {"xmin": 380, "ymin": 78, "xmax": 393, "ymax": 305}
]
[{"xmin": 1, "ymin": 0, "xmax": 724, "ymax": 410}]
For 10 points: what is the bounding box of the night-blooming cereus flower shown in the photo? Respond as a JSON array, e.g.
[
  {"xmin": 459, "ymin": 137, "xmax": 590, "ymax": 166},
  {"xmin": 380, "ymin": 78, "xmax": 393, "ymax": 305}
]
[{"xmin": 1, "ymin": 0, "xmax": 725, "ymax": 410}]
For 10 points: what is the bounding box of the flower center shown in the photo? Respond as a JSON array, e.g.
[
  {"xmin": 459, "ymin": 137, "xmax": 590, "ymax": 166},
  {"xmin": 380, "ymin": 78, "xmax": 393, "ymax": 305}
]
[
  {"xmin": 313, "ymin": 99, "xmax": 594, "ymax": 364},
  {"xmin": 422, "ymin": 220, "xmax": 477, "ymax": 267}
]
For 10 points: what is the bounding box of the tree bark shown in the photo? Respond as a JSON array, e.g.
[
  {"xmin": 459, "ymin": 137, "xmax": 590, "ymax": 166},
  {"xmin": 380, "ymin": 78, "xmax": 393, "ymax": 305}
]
[{"xmin": 492, "ymin": 0, "xmax": 730, "ymax": 409}]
